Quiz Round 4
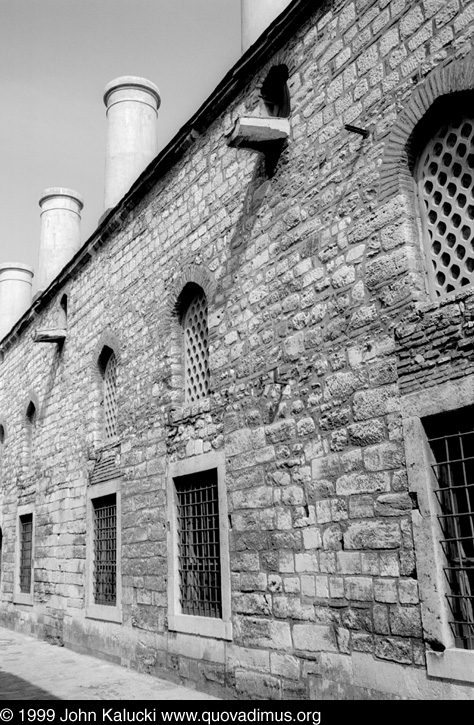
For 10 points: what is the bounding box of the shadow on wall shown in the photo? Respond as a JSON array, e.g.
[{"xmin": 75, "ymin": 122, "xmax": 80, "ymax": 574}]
[{"xmin": 229, "ymin": 151, "xmax": 276, "ymax": 263}]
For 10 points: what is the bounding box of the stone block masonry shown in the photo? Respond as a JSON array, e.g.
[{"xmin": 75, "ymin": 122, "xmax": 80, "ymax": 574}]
[{"xmin": 1, "ymin": 0, "xmax": 474, "ymax": 701}]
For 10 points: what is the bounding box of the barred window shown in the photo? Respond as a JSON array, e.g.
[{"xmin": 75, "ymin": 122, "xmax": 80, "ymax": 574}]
[
  {"xmin": 19, "ymin": 513, "xmax": 33, "ymax": 594},
  {"xmin": 184, "ymin": 288, "xmax": 210, "ymax": 403},
  {"xmin": 424, "ymin": 407, "xmax": 474, "ymax": 650},
  {"xmin": 175, "ymin": 470, "xmax": 221, "ymax": 619},
  {"xmin": 93, "ymin": 494, "xmax": 116, "ymax": 606},
  {"xmin": 417, "ymin": 116, "xmax": 474, "ymax": 299},
  {"xmin": 99, "ymin": 347, "xmax": 117, "ymax": 441}
]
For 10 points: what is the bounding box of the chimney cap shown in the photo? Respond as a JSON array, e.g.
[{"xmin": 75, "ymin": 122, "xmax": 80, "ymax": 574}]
[
  {"xmin": 39, "ymin": 188, "xmax": 84, "ymax": 210},
  {"xmin": 0, "ymin": 262, "xmax": 34, "ymax": 275},
  {"xmin": 103, "ymin": 76, "xmax": 161, "ymax": 109}
]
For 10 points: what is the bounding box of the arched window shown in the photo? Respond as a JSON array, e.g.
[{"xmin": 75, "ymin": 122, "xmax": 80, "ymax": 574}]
[
  {"xmin": 182, "ymin": 285, "xmax": 210, "ymax": 403},
  {"xmin": 58, "ymin": 294, "xmax": 68, "ymax": 329},
  {"xmin": 260, "ymin": 64, "xmax": 290, "ymax": 118},
  {"xmin": 416, "ymin": 114, "xmax": 474, "ymax": 298},
  {"xmin": 98, "ymin": 347, "xmax": 117, "ymax": 442},
  {"xmin": 26, "ymin": 402, "xmax": 36, "ymax": 466}
]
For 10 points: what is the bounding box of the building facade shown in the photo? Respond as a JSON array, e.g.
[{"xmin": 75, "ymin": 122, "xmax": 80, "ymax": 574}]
[{"xmin": 1, "ymin": 0, "xmax": 474, "ymax": 700}]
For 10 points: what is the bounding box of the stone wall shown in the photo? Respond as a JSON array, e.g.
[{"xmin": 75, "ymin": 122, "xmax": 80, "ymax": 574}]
[{"xmin": 1, "ymin": 0, "xmax": 474, "ymax": 700}]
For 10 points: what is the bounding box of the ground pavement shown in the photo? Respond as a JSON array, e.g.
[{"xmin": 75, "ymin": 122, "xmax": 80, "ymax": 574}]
[{"xmin": 0, "ymin": 627, "xmax": 219, "ymax": 700}]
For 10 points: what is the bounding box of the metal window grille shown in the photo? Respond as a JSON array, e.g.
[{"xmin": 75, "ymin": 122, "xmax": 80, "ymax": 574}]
[
  {"xmin": 104, "ymin": 354, "xmax": 117, "ymax": 441},
  {"xmin": 175, "ymin": 470, "xmax": 222, "ymax": 618},
  {"xmin": 184, "ymin": 290, "xmax": 210, "ymax": 403},
  {"xmin": 93, "ymin": 494, "xmax": 117, "ymax": 606},
  {"xmin": 19, "ymin": 514, "xmax": 33, "ymax": 594},
  {"xmin": 425, "ymin": 408, "xmax": 474, "ymax": 649},
  {"xmin": 417, "ymin": 116, "xmax": 474, "ymax": 298}
]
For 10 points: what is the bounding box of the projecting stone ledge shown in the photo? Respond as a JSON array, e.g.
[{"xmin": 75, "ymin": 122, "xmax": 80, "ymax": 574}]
[
  {"xmin": 227, "ymin": 116, "xmax": 290, "ymax": 150},
  {"xmin": 33, "ymin": 328, "xmax": 66, "ymax": 343}
]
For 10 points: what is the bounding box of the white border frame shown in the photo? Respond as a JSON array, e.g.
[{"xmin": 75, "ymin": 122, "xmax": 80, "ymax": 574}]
[
  {"xmin": 402, "ymin": 376, "xmax": 474, "ymax": 683},
  {"xmin": 168, "ymin": 451, "xmax": 232, "ymax": 641},
  {"xmin": 86, "ymin": 478, "xmax": 122, "ymax": 624},
  {"xmin": 14, "ymin": 504, "xmax": 34, "ymax": 606}
]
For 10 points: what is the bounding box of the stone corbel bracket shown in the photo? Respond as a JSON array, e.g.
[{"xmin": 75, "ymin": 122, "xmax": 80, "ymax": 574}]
[
  {"xmin": 227, "ymin": 116, "xmax": 290, "ymax": 151},
  {"xmin": 33, "ymin": 328, "xmax": 66, "ymax": 344}
]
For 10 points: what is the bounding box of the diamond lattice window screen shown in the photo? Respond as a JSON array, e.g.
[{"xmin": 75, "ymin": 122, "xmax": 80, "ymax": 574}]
[
  {"xmin": 418, "ymin": 117, "xmax": 474, "ymax": 298},
  {"xmin": 184, "ymin": 290, "xmax": 210, "ymax": 403},
  {"xmin": 104, "ymin": 354, "xmax": 117, "ymax": 441}
]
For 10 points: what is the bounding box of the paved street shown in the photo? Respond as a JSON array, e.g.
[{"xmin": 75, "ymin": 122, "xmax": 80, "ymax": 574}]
[{"xmin": 0, "ymin": 627, "xmax": 219, "ymax": 700}]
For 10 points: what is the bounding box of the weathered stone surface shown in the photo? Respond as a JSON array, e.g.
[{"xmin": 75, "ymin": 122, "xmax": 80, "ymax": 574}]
[
  {"xmin": 375, "ymin": 493, "xmax": 412, "ymax": 517},
  {"xmin": 364, "ymin": 442, "xmax": 405, "ymax": 471},
  {"xmin": 374, "ymin": 637, "xmax": 412, "ymax": 665},
  {"xmin": 348, "ymin": 419, "xmax": 386, "ymax": 446},
  {"xmin": 336, "ymin": 471, "xmax": 390, "ymax": 495},
  {"xmin": 353, "ymin": 386, "xmax": 400, "ymax": 421},
  {"xmin": 345, "ymin": 577, "xmax": 373, "ymax": 601},
  {"xmin": 225, "ymin": 427, "xmax": 266, "ymax": 457},
  {"xmin": 239, "ymin": 618, "xmax": 292, "ymax": 651},
  {"xmin": 235, "ymin": 670, "xmax": 281, "ymax": 699},
  {"xmin": 293, "ymin": 624, "xmax": 338, "ymax": 653},
  {"xmin": 344, "ymin": 521, "xmax": 401, "ymax": 550},
  {"xmin": 389, "ymin": 606, "xmax": 423, "ymax": 638},
  {"xmin": 270, "ymin": 652, "xmax": 301, "ymax": 680}
]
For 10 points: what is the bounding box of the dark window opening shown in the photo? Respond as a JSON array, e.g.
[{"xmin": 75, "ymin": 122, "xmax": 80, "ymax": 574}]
[
  {"xmin": 19, "ymin": 514, "xmax": 33, "ymax": 594},
  {"xmin": 25, "ymin": 402, "xmax": 36, "ymax": 467},
  {"xmin": 175, "ymin": 469, "xmax": 221, "ymax": 619},
  {"xmin": 93, "ymin": 494, "xmax": 117, "ymax": 606},
  {"xmin": 260, "ymin": 64, "xmax": 290, "ymax": 118},
  {"xmin": 424, "ymin": 406, "xmax": 474, "ymax": 649},
  {"xmin": 26, "ymin": 402, "xmax": 36, "ymax": 426},
  {"xmin": 58, "ymin": 294, "xmax": 68, "ymax": 328}
]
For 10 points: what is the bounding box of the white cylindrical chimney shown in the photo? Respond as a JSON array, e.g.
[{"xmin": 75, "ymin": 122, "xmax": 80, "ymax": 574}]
[
  {"xmin": 37, "ymin": 188, "xmax": 84, "ymax": 294},
  {"xmin": 241, "ymin": 0, "xmax": 293, "ymax": 53},
  {"xmin": 103, "ymin": 76, "xmax": 161, "ymax": 211},
  {"xmin": 0, "ymin": 263, "xmax": 34, "ymax": 340}
]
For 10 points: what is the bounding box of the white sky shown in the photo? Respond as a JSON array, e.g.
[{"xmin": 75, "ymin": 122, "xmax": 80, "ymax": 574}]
[{"xmin": 0, "ymin": 0, "xmax": 241, "ymax": 290}]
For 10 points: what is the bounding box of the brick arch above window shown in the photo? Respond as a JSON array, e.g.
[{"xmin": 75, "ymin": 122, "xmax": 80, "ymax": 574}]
[
  {"xmin": 161, "ymin": 264, "xmax": 216, "ymax": 414},
  {"xmin": 92, "ymin": 330, "xmax": 121, "ymax": 378},
  {"xmin": 379, "ymin": 52, "xmax": 474, "ymax": 204},
  {"xmin": 22, "ymin": 392, "xmax": 40, "ymax": 423},
  {"xmin": 162, "ymin": 263, "xmax": 216, "ymax": 337}
]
